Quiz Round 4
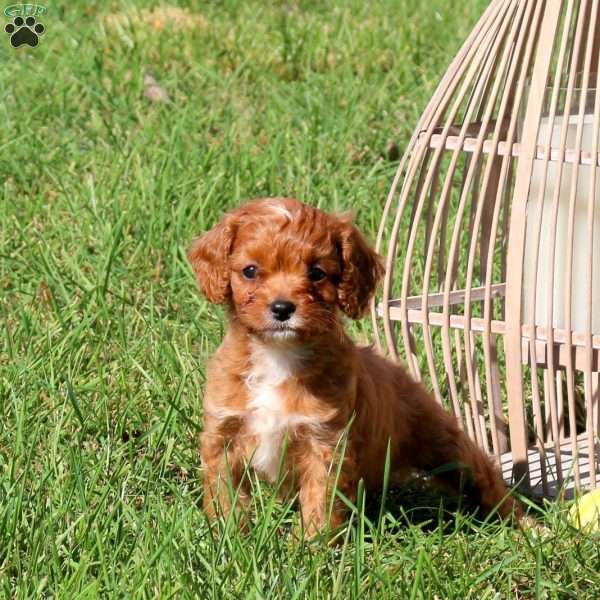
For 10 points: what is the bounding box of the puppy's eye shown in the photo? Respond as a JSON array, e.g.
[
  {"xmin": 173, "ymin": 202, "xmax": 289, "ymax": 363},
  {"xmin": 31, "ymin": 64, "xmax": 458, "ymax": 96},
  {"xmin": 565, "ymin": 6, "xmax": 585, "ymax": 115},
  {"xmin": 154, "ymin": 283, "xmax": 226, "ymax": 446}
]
[
  {"xmin": 308, "ymin": 266, "xmax": 327, "ymax": 282},
  {"xmin": 242, "ymin": 265, "xmax": 258, "ymax": 280}
]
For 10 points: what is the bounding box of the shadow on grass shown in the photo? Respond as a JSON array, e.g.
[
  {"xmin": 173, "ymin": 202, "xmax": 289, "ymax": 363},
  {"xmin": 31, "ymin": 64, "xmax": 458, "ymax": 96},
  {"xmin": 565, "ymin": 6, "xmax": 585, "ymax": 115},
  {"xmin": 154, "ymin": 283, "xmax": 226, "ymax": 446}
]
[{"xmin": 364, "ymin": 476, "xmax": 534, "ymax": 533}]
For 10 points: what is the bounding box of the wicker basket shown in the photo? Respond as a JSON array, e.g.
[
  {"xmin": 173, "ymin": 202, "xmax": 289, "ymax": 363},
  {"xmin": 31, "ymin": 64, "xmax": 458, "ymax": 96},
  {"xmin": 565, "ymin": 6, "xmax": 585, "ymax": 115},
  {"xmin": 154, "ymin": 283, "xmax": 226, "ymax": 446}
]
[{"xmin": 374, "ymin": 0, "xmax": 600, "ymax": 497}]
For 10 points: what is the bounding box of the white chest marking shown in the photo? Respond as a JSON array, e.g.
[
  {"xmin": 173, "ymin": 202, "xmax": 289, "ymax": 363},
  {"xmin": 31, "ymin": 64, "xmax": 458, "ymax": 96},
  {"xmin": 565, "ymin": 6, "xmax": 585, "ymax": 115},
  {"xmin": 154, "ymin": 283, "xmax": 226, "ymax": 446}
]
[{"xmin": 244, "ymin": 342, "xmax": 319, "ymax": 482}]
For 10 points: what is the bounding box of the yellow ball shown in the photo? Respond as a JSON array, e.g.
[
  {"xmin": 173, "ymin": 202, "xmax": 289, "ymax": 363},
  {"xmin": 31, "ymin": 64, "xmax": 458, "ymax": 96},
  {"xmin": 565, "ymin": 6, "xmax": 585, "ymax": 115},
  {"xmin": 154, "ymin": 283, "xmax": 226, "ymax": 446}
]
[{"xmin": 569, "ymin": 489, "xmax": 600, "ymax": 532}]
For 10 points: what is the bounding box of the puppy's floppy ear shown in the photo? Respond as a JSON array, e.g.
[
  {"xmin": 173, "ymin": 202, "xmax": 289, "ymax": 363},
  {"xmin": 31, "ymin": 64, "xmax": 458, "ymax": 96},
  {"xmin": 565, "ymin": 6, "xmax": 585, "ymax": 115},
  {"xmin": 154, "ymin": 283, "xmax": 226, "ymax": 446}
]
[
  {"xmin": 335, "ymin": 214, "xmax": 384, "ymax": 319},
  {"xmin": 188, "ymin": 213, "xmax": 237, "ymax": 304}
]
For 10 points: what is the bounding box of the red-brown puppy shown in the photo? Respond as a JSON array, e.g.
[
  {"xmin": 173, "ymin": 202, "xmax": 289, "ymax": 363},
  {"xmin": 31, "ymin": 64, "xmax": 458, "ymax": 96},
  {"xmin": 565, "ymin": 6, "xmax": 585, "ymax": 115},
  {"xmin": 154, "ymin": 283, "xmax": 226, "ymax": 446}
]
[{"xmin": 189, "ymin": 197, "xmax": 521, "ymax": 535}]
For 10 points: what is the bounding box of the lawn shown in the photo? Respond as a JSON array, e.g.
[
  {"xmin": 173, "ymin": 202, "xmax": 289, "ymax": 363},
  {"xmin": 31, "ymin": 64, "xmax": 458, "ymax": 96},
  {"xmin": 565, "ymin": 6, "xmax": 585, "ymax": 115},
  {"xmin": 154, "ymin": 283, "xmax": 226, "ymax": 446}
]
[{"xmin": 1, "ymin": 0, "xmax": 599, "ymax": 597}]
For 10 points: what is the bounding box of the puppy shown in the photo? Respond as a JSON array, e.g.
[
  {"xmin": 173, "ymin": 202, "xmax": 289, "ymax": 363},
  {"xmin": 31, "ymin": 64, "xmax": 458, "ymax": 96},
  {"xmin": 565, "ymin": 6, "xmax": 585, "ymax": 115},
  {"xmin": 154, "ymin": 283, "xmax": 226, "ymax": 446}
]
[{"xmin": 188, "ymin": 197, "xmax": 521, "ymax": 535}]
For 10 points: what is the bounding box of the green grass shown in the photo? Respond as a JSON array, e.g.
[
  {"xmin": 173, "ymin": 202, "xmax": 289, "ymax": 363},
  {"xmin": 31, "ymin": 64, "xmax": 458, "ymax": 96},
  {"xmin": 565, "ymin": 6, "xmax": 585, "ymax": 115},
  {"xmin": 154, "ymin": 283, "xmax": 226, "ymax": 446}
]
[{"xmin": 1, "ymin": 0, "xmax": 599, "ymax": 597}]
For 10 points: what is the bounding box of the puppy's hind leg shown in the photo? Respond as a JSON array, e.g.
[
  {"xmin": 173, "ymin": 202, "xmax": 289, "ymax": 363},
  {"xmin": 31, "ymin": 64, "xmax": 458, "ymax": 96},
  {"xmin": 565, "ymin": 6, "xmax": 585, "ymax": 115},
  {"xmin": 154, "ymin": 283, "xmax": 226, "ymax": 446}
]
[{"xmin": 413, "ymin": 401, "xmax": 522, "ymax": 520}]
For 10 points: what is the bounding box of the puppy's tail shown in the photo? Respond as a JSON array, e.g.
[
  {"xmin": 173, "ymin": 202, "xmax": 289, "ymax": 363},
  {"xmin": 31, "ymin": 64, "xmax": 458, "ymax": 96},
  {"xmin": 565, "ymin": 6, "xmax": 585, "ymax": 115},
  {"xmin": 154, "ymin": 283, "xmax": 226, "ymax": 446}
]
[{"xmin": 452, "ymin": 434, "xmax": 523, "ymax": 519}]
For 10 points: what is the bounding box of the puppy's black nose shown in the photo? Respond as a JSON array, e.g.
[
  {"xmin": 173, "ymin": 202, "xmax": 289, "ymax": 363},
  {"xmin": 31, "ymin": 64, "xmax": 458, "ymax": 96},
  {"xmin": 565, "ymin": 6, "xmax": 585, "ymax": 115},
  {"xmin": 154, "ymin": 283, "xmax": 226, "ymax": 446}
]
[{"xmin": 270, "ymin": 299, "xmax": 296, "ymax": 321}]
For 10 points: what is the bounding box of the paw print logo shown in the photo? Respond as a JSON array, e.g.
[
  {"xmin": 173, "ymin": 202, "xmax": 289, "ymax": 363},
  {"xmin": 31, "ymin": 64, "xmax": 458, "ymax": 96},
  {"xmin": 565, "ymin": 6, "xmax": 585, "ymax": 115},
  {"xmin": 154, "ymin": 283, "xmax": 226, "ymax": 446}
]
[{"xmin": 5, "ymin": 16, "xmax": 45, "ymax": 48}]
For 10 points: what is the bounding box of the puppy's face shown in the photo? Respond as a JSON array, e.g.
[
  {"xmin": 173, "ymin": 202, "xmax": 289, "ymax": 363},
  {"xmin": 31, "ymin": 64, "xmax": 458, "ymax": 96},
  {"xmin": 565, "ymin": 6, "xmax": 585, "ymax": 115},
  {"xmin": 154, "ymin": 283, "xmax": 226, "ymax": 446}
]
[{"xmin": 188, "ymin": 198, "xmax": 383, "ymax": 341}]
